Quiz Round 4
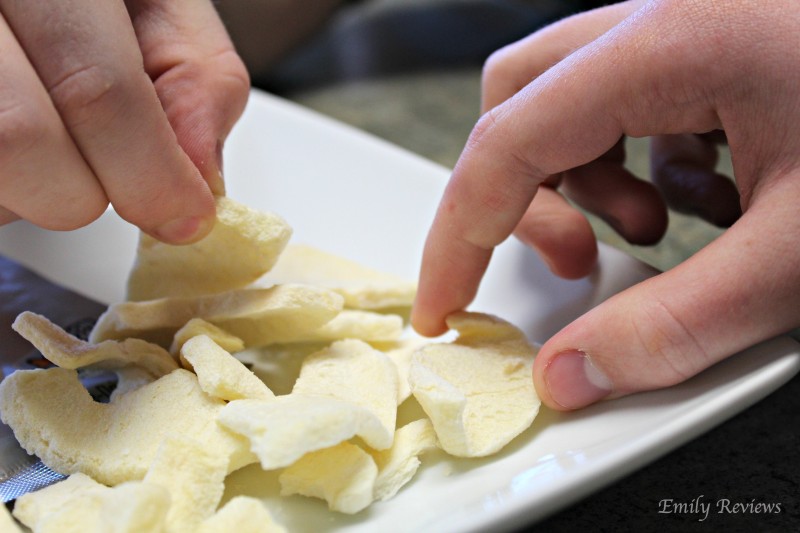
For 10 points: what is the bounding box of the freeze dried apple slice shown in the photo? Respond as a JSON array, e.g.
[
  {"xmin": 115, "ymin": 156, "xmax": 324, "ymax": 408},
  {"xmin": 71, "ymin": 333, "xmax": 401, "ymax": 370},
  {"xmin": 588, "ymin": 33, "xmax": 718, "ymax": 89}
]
[
  {"xmin": 127, "ymin": 196, "xmax": 292, "ymax": 301},
  {"xmin": 13, "ymin": 473, "xmax": 104, "ymax": 528},
  {"xmin": 0, "ymin": 368, "xmax": 254, "ymax": 485},
  {"xmin": 408, "ymin": 312, "xmax": 540, "ymax": 457},
  {"xmin": 12, "ymin": 473, "xmax": 169, "ymax": 533},
  {"xmin": 12, "ymin": 311, "xmax": 177, "ymax": 377},
  {"xmin": 281, "ymin": 421, "xmax": 435, "ymax": 513},
  {"xmin": 218, "ymin": 395, "xmax": 390, "ymax": 469},
  {"xmin": 170, "ymin": 318, "xmax": 244, "ymax": 357},
  {"xmin": 369, "ymin": 418, "xmax": 438, "ymax": 501},
  {"xmin": 279, "ymin": 442, "xmax": 377, "ymax": 514},
  {"xmin": 198, "ymin": 497, "xmax": 287, "ymax": 533},
  {"xmin": 89, "ymin": 285, "xmax": 344, "ymax": 348},
  {"xmin": 285, "ymin": 310, "xmax": 404, "ymax": 344},
  {"xmin": 143, "ymin": 434, "xmax": 229, "ymax": 532},
  {"xmin": 181, "ymin": 335, "xmax": 274, "ymax": 401},
  {"xmin": 260, "ymin": 244, "xmax": 416, "ymax": 309},
  {"xmin": 292, "ymin": 339, "xmax": 398, "ymax": 443}
]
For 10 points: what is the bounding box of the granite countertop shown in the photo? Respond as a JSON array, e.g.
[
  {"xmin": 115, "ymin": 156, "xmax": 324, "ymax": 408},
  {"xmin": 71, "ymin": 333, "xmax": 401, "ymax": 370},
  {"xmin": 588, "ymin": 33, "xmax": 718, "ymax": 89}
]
[{"xmin": 237, "ymin": 0, "xmax": 799, "ymax": 529}]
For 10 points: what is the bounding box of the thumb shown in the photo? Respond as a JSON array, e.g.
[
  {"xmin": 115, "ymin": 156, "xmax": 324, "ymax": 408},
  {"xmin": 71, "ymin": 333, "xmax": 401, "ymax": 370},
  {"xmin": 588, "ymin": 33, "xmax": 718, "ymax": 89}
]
[{"xmin": 533, "ymin": 177, "xmax": 800, "ymax": 410}]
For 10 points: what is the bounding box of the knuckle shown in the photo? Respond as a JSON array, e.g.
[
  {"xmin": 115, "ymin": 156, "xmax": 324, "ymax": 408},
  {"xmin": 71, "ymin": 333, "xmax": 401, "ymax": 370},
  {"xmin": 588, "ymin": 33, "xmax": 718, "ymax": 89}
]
[
  {"xmin": 631, "ymin": 296, "xmax": 709, "ymax": 385},
  {"xmin": 164, "ymin": 48, "xmax": 250, "ymax": 114},
  {"xmin": 219, "ymin": 50, "xmax": 251, "ymax": 98},
  {"xmin": 467, "ymin": 109, "xmax": 542, "ymax": 179},
  {"xmin": 47, "ymin": 63, "xmax": 134, "ymax": 126},
  {"xmin": 465, "ymin": 110, "xmax": 501, "ymax": 154},
  {"xmin": 481, "ymin": 46, "xmax": 514, "ymax": 85},
  {"xmin": 481, "ymin": 45, "xmax": 530, "ymax": 102}
]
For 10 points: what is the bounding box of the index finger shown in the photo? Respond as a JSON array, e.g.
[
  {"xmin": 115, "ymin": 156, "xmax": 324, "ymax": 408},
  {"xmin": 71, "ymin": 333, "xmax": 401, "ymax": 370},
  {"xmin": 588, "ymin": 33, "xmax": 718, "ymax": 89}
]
[{"xmin": 411, "ymin": 3, "xmax": 724, "ymax": 336}]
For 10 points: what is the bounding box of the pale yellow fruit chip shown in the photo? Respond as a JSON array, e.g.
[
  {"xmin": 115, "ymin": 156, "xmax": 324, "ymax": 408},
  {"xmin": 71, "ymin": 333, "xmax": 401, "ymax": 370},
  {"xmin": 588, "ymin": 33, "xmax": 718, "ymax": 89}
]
[
  {"xmin": 218, "ymin": 395, "xmax": 391, "ymax": 469},
  {"xmin": 292, "ymin": 339, "xmax": 398, "ymax": 445},
  {"xmin": 281, "ymin": 309, "xmax": 404, "ymax": 344},
  {"xmin": 13, "ymin": 472, "xmax": 102, "ymax": 528},
  {"xmin": 127, "ymin": 196, "xmax": 292, "ymax": 301},
  {"xmin": 13, "ymin": 473, "xmax": 169, "ymax": 533},
  {"xmin": 89, "ymin": 285, "xmax": 344, "ymax": 348},
  {"xmin": 369, "ymin": 418, "xmax": 438, "ymax": 501},
  {"xmin": 198, "ymin": 496, "xmax": 287, "ymax": 533},
  {"xmin": 279, "ymin": 442, "xmax": 378, "ymax": 514},
  {"xmin": 144, "ymin": 434, "xmax": 229, "ymax": 532},
  {"xmin": 260, "ymin": 244, "xmax": 416, "ymax": 309},
  {"xmin": 12, "ymin": 311, "xmax": 177, "ymax": 377},
  {"xmin": 408, "ymin": 312, "xmax": 540, "ymax": 457},
  {"xmin": 181, "ymin": 335, "xmax": 274, "ymax": 401},
  {"xmin": 171, "ymin": 318, "xmax": 245, "ymax": 358},
  {"xmin": 0, "ymin": 368, "xmax": 254, "ymax": 485}
]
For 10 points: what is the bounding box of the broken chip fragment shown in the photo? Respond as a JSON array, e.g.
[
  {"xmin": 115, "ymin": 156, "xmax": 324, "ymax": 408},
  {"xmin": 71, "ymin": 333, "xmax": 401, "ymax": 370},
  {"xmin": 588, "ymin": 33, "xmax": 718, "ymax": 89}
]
[
  {"xmin": 259, "ymin": 244, "xmax": 416, "ymax": 310},
  {"xmin": 181, "ymin": 335, "xmax": 274, "ymax": 401},
  {"xmin": 409, "ymin": 312, "xmax": 540, "ymax": 457},
  {"xmin": 89, "ymin": 284, "xmax": 344, "ymax": 348},
  {"xmin": 218, "ymin": 395, "xmax": 390, "ymax": 469},
  {"xmin": 0, "ymin": 368, "xmax": 254, "ymax": 486},
  {"xmin": 127, "ymin": 196, "xmax": 292, "ymax": 301}
]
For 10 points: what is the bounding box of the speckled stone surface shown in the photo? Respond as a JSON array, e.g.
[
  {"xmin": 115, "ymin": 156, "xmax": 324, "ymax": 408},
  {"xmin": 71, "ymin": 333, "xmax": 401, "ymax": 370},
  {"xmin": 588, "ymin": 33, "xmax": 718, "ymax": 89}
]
[{"xmin": 249, "ymin": 0, "xmax": 799, "ymax": 530}]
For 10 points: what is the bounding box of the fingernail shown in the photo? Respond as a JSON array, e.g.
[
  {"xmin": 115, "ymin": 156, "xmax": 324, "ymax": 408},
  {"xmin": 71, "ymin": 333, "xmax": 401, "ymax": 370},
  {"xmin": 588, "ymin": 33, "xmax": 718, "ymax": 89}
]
[
  {"xmin": 545, "ymin": 350, "xmax": 612, "ymax": 409},
  {"xmin": 210, "ymin": 140, "xmax": 226, "ymax": 196},
  {"xmin": 154, "ymin": 216, "xmax": 212, "ymax": 244}
]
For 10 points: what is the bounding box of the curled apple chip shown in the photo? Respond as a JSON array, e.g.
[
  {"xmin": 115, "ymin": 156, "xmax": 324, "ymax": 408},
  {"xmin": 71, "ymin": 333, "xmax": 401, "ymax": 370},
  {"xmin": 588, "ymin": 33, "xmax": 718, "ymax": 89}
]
[
  {"xmin": 89, "ymin": 285, "xmax": 344, "ymax": 348},
  {"xmin": 144, "ymin": 434, "xmax": 229, "ymax": 532},
  {"xmin": 218, "ymin": 395, "xmax": 390, "ymax": 469},
  {"xmin": 170, "ymin": 318, "xmax": 245, "ymax": 357},
  {"xmin": 279, "ymin": 442, "xmax": 377, "ymax": 514},
  {"xmin": 369, "ymin": 418, "xmax": 438, "ymax": 501},
  {"xmin": 127, "ymin": 196, "xmax": 292, "ymax": 301},
  {"xmin": 0, "ymin": 368, "xmax": 254, "ymax": 485},
  {"xmin": 181, "ymin": 335, "xmax": 274, "ymax": 401},
  {"xmin": 198, "ymin": 496, "xmax": 287, "ymax": 533},
  {"xmin": 12, "ymin": 311, "xmax": 177, "ymax": 377},
  {"xmin": 408, "ymin": 312, "xmax": 540, "ymax": 457},
  {"xmin": 292, "ymin": 339, "xmax": 398, "ymax": 444},
  {"xmin": 12, "ymin": 473, "xmax": 169, "ymax": 533},
  {"xmin": 260, "ymin": 244, "xmax": 416, "ymax": 309}
]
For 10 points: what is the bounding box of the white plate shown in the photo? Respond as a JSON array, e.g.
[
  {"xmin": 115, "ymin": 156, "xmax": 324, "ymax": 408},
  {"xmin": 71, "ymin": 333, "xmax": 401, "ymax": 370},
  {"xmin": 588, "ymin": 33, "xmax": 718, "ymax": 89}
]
[{"xmin": 1, "ymin": 90, "xmax": 798, "ymax": 532}]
